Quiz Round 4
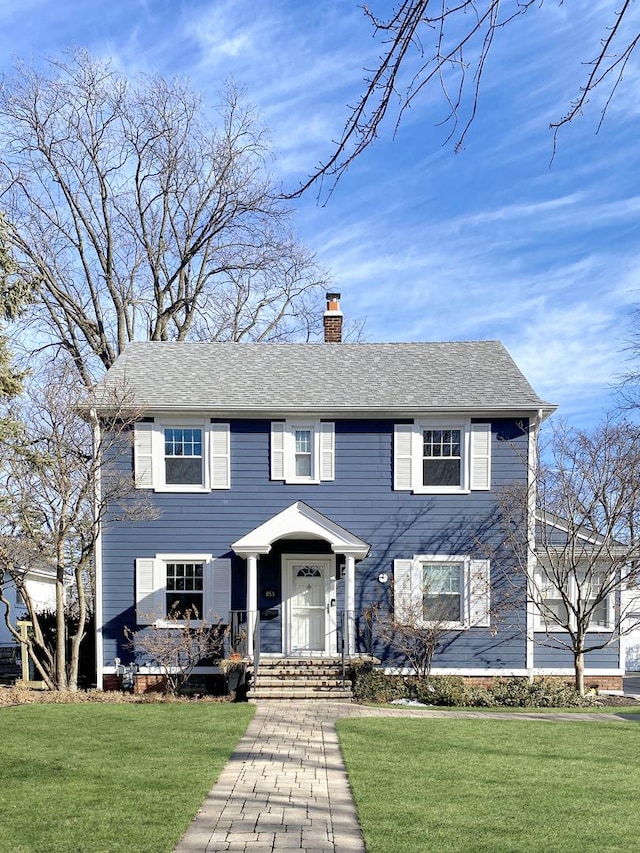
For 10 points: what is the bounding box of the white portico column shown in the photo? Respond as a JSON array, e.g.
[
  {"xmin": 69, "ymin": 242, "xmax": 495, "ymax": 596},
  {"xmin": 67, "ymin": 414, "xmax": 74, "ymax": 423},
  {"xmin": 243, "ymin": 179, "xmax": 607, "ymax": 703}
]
[
  {"xmin": 245, "ymin": 552, "xmax": 259, "ymax": 658},
  {"xmin": 344, "ymin": 553, "xmax": 356, "ymax": 656}
]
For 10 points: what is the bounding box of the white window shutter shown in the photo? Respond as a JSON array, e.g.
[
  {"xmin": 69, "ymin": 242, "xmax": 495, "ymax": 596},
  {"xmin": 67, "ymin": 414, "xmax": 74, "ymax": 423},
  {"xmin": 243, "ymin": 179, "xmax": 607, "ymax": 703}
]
[
  {"xmin": 135, "ymin": 558, "xmax": 163, "ymax": 625},
  {"xmin": 469, "ymin": 559, "xmax": 491, "ymax": 627},
  {"xmin": 133, "ymin": 422, "xmax": 155, "ymax": 489},
  {"xmin": 210, "ymin": 423, "xmax": 230, "ymax": 489},
  {"xmin": 394, "ymin": 558, "xmax": 419, "ymax": 623},
  {"xmin": 203, "ymin": 558, "xmax": 231, "ymax": 623},
  {"xmin": 271, "ymin": 422, "xmax": 286, "ymax": 480},
  {"xmin": 394, "ymin": 424, "xmax": 413, "ymax": 491},
  {"xmin": 470, "ymin": 423, "xmax": 491, "ymax": 490},
  {"xmin": 320, "ymin": 422, "xmax": 335, "ymax": 481}
]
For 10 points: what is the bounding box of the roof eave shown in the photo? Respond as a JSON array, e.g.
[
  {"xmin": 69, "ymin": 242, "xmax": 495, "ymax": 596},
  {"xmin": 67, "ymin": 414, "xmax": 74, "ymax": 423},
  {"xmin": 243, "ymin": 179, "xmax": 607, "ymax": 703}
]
[{"xmin": 90, "ymin": 402, "xmax": 557, "ymax": 419}]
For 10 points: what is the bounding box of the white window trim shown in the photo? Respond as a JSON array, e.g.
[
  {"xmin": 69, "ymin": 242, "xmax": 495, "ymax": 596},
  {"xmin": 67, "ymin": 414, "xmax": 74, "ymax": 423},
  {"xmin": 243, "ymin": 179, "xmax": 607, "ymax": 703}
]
[
  {"xmin": 533, "ymin": 564, "xmax": 615, "ymax": 633},
  {"xmin": 271, "ymin": 419, "xmax": 335, "ymax": 484},
  {"xmin": 394, "ymin": 554, "xmax": 491, "ymax": 630},
  {"xmin": 134, "ymin": 418, "xmax": 230, "ymax": 493},
  {"xmin": 414, "ymin": 421, "xmax": 469, "ymax": 494},
  {"xmin": 394, "ymin": 419, "xmax": 491, "ymax": 494},
  {"xmin": 135, "ymin": 552, "xmax": 231, "ymax": 627}
]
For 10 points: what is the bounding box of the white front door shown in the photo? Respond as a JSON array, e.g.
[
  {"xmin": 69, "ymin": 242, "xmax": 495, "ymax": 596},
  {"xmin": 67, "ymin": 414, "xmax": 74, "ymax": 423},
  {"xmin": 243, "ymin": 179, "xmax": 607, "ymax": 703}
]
[{"xmin": 283, "ymin": 556, "xmax": 336, "ymax": 655}]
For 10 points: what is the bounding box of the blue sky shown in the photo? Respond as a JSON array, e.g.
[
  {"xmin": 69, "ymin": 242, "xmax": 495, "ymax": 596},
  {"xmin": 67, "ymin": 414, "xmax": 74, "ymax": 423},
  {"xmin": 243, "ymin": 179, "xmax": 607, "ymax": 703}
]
[{"xmin": 1, "ymin": 0, "xmax": 639, "ymax": 427}]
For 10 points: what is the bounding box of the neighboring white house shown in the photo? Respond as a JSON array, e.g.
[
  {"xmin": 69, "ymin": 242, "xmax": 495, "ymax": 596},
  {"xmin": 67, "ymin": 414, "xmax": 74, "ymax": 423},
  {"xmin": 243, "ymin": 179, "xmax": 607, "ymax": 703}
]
[
  {"xmin": 0, "ymin": 566, "xmax": 57, "ymax": 646},
  {"xmin": 622, "ymin": 585, "xmax": 640, "ymax": 672}
]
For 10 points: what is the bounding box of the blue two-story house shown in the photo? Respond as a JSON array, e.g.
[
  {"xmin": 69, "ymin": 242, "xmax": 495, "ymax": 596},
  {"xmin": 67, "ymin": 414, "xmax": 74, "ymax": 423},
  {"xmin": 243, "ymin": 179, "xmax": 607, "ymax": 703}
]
[{"xmin": 90, "ymin": 295, "xmax": 625, "ymax": 694}]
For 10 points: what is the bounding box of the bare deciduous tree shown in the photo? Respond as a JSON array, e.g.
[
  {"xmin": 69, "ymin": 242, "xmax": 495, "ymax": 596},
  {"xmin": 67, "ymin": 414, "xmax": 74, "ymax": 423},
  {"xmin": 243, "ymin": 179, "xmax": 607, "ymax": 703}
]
[
  {"xmin": 371, "ymin": 565, "xmax": 491, "ymax": 680},
  {"xmin": 124, "ymin": 607, "xmax": 227, "ymax": 696},
  {"xmin": 291, "ymin": 1, "xmax": 639, "ymax": 198},
  {"xmin": 0, "ymin": 50, "xmax": 329, "ymax": 386},
  {"xmin": 368, "ymin": 595, "xmax": 449, "ymax": 681},
  {"xmin": 0, "ymin": 363, "xmax": 156, "ymax": 690},
  {"xmin": 0, "ymin": 540, "xmax": 55, "ymax": 685},
  {"xmin": 1, "ymin": 212, "xmax": 31, "ymax": 425},
  {"xmin": 501, "ymin": 418, "xmax": 640, "ymax": 694}
]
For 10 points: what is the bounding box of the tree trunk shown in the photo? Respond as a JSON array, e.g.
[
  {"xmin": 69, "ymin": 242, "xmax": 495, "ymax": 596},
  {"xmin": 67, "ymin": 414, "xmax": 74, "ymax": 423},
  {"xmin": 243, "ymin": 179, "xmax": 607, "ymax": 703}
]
[
  {"xmin": 67, "ymin": 562, "xmax": 87, "ymax": 692},
  {"xmin": 25, "ymin": 638, "xmax": 56, "ymax": 690},
  {"xmin": 574, "ymin": 647, "xmax": 585, "ymax": 695},
  {"xmin": 55, "ymin": 546, "xmax": 67, "ymax": 690}
]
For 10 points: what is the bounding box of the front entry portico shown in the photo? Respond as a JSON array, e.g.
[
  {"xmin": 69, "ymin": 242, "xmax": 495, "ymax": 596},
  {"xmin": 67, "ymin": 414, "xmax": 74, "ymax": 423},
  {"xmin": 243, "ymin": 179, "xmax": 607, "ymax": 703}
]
[{"xmin": 232, "ymin": 502, "xmax": 370, "ymax": 658}]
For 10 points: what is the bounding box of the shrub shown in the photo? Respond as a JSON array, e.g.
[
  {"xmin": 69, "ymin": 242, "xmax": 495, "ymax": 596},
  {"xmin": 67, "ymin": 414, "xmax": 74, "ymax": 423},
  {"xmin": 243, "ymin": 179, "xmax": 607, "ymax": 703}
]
[
  {"xmin": 0, "ymin": 685, "xmax": 232, "ymax": 706},
  {"xmin": 349, "ymin": 670, "xmax": 596, "ymax": 708},
  {"xmin": 411, "ymin": 675, "xmax": 470, "ymax": 706},
  {"xmin": 351, "ymin": 668, "xmax": 409, "ymax": 703},
  {"xmin": 490, "ymin": 677, "xmax": 595, "ymax": 708},
  {"xmin": 463, "ymin": 686, "xmax": 498, "ymax": 707}
]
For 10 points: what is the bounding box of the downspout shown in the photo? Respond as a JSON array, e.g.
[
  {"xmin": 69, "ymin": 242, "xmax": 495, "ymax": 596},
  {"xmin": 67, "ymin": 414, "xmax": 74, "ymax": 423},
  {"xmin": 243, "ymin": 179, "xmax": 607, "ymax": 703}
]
[
  {"xmin": 90, "ymin": 408, "xmax": 104, "ymax": 690},
  {"xmin": 526, "ymin": 409, "xmax": 542, "ymax": 679}
]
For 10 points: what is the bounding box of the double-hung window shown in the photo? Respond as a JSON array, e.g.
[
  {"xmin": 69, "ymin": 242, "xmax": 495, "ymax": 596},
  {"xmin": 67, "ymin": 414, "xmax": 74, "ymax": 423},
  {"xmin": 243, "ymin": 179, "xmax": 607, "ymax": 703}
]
[
  {"xmin": 535, "ymin": 565, "xmax": 613, "ymax": 631},
  {"xmin": 423, "ymin": 562, "xmax": 463, "ymax": 623},
  {"xmin": 135, "ymin": 554, "xmax": 231, "ymax": 626},
  {"xmin": 133, "ymin": 419, "xmax": 230, "ymax": 492},
  {"xmin": 271, "ymin": 420, "xmax": 335, "ymax": 484},
  {"xmin": 394, "ymin": 420, "xmax": 491, "ymax": 494},
  {"xmin": 536, "ymin": 574, "xmax": 570, "ymax": 628},
  {"xmin": 393, "ymin": 555, "xmax": 491, "ymax": 629},
  {"xmin": 294, "ymin": 427, "xmax": 313, "ymax": 478},
  {"xmin": 422, "ymin": 428, "xmax": 462, "ymax": 488},
  {"xmin": 165, "ymin": 561, "xmax": 204, "ymax": 618},
  {"xmin": 164, "ymin": 428, "xmax": 203, "ymax": 486}
]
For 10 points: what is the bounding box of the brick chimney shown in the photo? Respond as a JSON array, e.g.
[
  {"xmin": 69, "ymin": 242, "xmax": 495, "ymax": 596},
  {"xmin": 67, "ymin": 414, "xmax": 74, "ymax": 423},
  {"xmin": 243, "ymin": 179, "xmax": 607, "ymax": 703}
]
[{"xmin": 323, "ymin": 292, "xmax": 343, "ymax": 343}]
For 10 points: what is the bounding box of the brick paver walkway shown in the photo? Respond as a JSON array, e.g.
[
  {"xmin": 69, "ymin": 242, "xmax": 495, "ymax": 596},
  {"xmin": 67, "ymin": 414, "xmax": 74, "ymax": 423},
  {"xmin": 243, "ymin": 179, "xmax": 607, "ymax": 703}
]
[
  {"xmin": 174, "ymin": 700, "xmax": 639, "ymax": 852},
  {"xmin": 175, "ymin": 701, "xmax": 365, "ymax": 852}
]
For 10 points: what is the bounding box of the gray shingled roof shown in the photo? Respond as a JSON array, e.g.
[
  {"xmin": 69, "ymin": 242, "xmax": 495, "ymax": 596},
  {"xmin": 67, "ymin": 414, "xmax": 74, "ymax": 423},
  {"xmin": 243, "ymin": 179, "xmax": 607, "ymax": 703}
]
[{"xmin": 90, "ymin": 341, "xmax": 554, "ymax": 414}]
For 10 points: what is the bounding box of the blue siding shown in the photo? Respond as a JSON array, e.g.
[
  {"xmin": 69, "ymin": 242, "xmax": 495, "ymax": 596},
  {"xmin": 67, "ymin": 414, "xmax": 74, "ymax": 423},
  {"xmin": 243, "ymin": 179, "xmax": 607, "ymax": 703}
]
[
  {"xmin": 533, "ymin": 636, "xmax": 619, "ymax": 669},
  {"xmin": 102, "ymin": 418, "xmax": 531, "ymax": 670}
]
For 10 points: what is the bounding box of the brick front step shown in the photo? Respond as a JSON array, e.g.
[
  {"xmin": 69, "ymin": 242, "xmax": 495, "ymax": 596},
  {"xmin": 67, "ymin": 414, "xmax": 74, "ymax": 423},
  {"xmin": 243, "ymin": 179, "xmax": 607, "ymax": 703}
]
[
  {"xmin": 248, "ymin": 687, "xmax": 353, "ymax": 701},
  {"xmin": 248, "ymin": 656, "xmax": 353, "ymax": 701},
  {"xmin": 252, "ymin": 677, "xmax": 346, "ymax": 688},
  {"xmin": 255, "ymin": 667, "xmax": 347, "ymax": 678},
  {"xmin": 260, "ymin": 657, "xmax": 342, "ymax": 670}
]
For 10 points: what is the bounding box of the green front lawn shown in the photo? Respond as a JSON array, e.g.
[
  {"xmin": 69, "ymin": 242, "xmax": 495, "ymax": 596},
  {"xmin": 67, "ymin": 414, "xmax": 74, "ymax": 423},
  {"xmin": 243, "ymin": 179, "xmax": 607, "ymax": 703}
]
[
  {"xmin": 1, "ymin": 702, "xmax": 254, "ymax": 853},
  {"xmin": 338, "ymin": 717, "xmax": 640, "ymax": 853}
]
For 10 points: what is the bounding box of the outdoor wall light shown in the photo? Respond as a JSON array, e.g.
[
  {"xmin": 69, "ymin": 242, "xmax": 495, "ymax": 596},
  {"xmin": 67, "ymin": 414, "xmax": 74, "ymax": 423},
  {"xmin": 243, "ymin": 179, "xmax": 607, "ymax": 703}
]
[{"xmin": 378, "ymin": 573, "xmax": 389, "ymax": 584}]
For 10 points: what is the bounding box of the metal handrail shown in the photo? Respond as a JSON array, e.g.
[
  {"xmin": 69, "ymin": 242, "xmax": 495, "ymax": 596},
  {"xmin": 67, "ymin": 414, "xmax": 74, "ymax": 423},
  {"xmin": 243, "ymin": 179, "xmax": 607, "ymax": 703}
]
[
  {"xmin": 228, "ymin": 609, "xmax": 259, "ymax": 656},
  {"xmin": 228, "ymin": 610, "xmax": 247, "ymax": 657},
  {"xmin": 252, "ymin": 611, "xmax": 261, "ymax": 684},
  {"xmin": 340, "ymin": 609, "xmax": 356, "ymax": 687},
  {"xmin": 341, "ymin": 609, "xmax": 347, "ymax": 686}
]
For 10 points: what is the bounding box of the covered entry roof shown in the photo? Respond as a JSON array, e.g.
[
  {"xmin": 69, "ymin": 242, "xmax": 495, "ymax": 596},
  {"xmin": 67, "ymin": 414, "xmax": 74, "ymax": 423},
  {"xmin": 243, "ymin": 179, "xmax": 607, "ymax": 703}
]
[{"xmin": 232, "ymin": 501, "xmax": 370, "ymax": 559}]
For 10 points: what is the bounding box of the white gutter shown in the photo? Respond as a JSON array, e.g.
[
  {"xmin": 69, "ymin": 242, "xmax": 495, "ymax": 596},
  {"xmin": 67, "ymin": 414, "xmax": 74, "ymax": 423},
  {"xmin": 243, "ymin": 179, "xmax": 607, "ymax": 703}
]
[
  {"xmin": 526, "ymin": 408, "xmax": 543, "ymax": 677},
  {"xmin": 90, "ymin": 408, "xmax": 104, "ymax": 691}
]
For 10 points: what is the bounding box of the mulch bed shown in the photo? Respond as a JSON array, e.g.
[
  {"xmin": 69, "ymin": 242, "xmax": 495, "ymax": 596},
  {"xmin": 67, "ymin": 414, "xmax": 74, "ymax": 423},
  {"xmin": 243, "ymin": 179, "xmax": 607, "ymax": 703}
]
[{"xmin": 595, "ymin": 694, "xmax": 640, "ymax": 707}]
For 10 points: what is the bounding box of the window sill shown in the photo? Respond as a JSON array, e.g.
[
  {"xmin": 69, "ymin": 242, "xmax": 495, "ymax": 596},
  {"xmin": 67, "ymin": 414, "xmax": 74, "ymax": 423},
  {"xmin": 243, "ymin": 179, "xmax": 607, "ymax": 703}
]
[
  {"xmin": 412, "ymin": 487, "xmax": 470, "ymax": 495},
  {"xmin": 534, "ymin": 625, "xmax": 614, "ymax": 633},
  {"xmin": 153, "ymin": 485, "xmax": 210, "ymax": 493}
]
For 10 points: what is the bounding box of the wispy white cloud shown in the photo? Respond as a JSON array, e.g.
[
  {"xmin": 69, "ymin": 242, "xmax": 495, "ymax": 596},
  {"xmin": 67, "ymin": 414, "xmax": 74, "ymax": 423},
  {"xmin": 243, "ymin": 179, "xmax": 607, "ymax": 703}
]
[{"xmin": 0, "ymin": 0, "xmax": 637, "ymax": 429}]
